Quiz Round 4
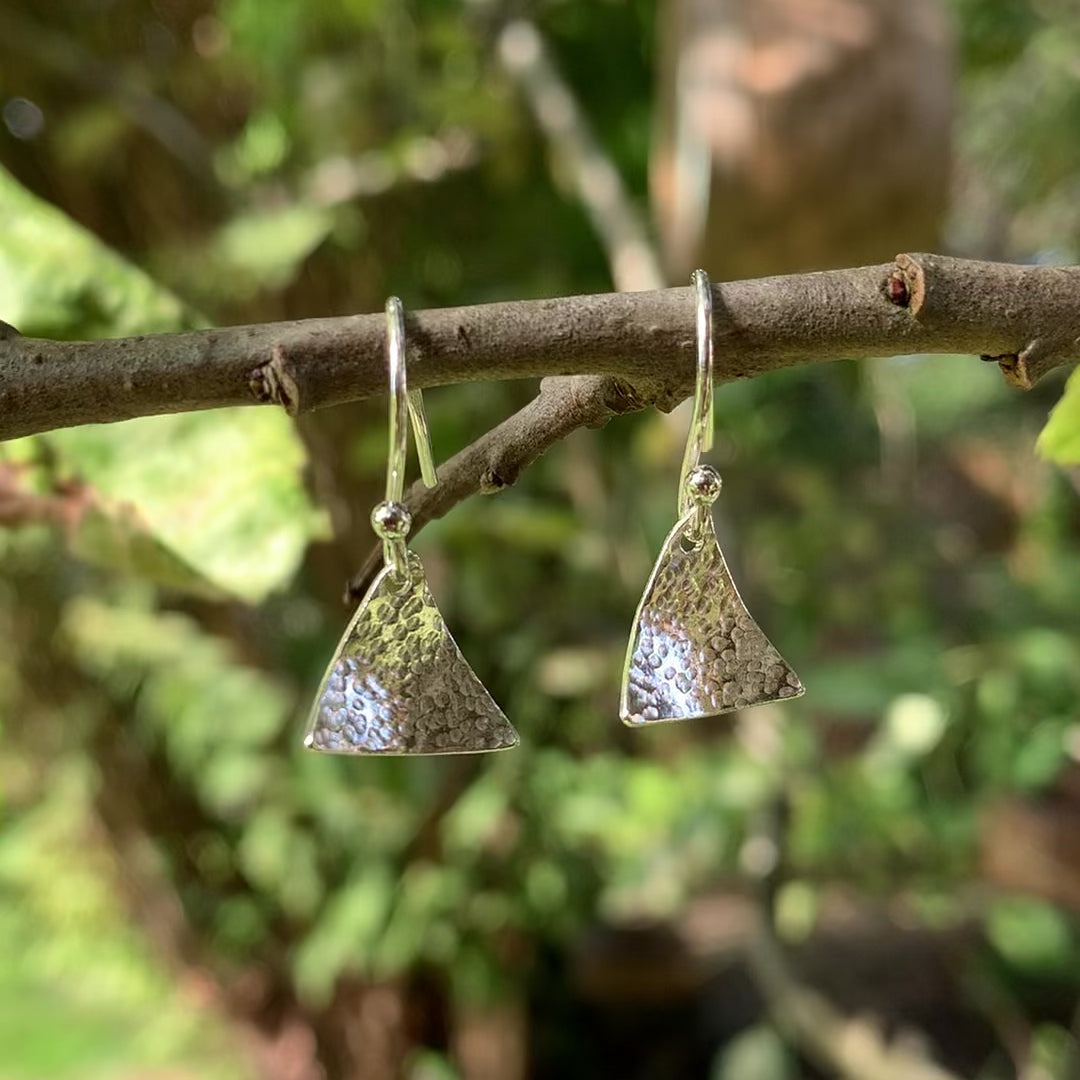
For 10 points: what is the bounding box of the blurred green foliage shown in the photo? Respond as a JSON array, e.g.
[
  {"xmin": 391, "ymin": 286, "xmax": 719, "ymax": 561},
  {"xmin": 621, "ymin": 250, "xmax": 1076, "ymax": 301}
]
[
  {"xmin": 1040, "ymin": 368, "xmax": 1080, "ymax": 464},
  {"xmin": 0, "ymin": 169, "xmax": 327, "ymax": 602},
  {"xmin": 0, "ymin": 0, "xmax": 1078, "ymax": 1077},
  {"xmin": 0, "ymin": 166, "xmax": 196, "ymax": 338},
  {"xmin": 0, "ymin": 758, "xmax": 244, "ymax": 1080}
]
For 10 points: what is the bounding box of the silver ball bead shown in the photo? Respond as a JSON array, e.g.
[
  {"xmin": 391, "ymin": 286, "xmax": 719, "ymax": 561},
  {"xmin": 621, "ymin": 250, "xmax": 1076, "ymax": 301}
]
[
  {"xmin": 371, "ymin": 501, "xmax": 412, "ymax": 540},
  {"xmin": 686, "ymin": 464, "xmax": 722, "ymax": 505}
]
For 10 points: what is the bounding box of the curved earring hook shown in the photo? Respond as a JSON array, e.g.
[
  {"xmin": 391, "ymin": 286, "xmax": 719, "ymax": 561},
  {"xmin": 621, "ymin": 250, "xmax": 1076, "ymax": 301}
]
[
  {"xmin": 385, "ymin": 296, "xmax": 438, "ymax": 503},
  {"xmin": 376, "ymin": 297, "xmax": 438, "ymax": 578},
  {"xmin": 678, "ymin": 268, "xmax": 714, "ymax": 519}
]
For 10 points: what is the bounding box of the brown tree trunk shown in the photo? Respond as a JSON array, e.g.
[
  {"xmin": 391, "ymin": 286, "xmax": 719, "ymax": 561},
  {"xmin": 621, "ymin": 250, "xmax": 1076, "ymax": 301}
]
[{"xmin": 652, "ymin": 0, "xmax": 954, "ymax": 282}]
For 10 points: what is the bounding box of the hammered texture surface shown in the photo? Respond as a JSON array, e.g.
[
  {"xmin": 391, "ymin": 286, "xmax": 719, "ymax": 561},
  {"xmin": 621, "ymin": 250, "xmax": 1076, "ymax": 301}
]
[
  {"xmin": 306, "ymin": 553, "xmax": 518, "ymax": 754},
  {"xmin": 621, "ymin": 513, "xmax": 803, "ymax": 725}
]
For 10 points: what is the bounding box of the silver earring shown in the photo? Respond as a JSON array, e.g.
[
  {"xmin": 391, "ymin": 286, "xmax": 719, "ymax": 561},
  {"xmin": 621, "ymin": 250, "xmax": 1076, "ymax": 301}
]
[
  {"xmin": 305, "ymin": 297, "xmax": 520, "ymax": 755},
  {"xmin": 619, "ymin": 270, "xmax": 804, "ymax": 726}
]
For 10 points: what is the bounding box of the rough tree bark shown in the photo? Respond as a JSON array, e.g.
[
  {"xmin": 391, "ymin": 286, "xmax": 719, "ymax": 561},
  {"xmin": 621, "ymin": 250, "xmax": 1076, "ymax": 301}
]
[
  {"xmin": 1, "ymin": 255, "xmax": 1076, "ymax": 444},
  {"xmin": 651, "ymin": 0, "xmax": 953, "ymax": 281}
]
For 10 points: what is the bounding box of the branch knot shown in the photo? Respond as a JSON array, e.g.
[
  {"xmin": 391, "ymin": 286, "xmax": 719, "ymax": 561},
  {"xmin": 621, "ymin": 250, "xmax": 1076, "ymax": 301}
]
[{"xmin": 249, "ymin": 344, "xmax": 301, "ymax": 415}]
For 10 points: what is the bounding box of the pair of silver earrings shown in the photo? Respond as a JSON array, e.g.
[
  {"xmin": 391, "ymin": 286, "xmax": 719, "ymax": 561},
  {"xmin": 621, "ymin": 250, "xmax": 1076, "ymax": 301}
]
[{"xmin": 304, "ymin": 272, "xmax": 804, "ymax": 755}]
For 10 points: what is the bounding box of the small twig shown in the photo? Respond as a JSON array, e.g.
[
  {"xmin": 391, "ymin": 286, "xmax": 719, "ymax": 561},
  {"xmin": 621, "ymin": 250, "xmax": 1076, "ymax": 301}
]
[
  {"xmin": 748, "ymin": 927, "xmax": 963, "ymax": 1080},
  {"xmin": 0, "ymin": 461, "xmax": 88, "ymax": 529},
  {"xmin": 735, "ymin": 740, "xmax": 964, "ymax": 1080},
  {"xmin": 496, "ymin": 18, "xmax": 665, "ymax": 292},
  {"xmin": 742, "ymin": 784, "xmax": 962, "ymax": 1080},
  {"xmin": 303, "ymin": 131, "xmax": 481, "ymax": 206},
  {"xmin": 346, "ymin": 374, "xmax": 644, "ymax": 599}
]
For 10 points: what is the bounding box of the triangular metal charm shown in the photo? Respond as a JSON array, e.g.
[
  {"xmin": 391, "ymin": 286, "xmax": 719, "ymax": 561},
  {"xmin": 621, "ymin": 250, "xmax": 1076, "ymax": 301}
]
[
  {"xmin": 620, "ymin": 512, "xmax": 804, "ymax": 726},
  {"xmin": 306, "ymin": 552, "xmax": 519, "ymax": 754}
]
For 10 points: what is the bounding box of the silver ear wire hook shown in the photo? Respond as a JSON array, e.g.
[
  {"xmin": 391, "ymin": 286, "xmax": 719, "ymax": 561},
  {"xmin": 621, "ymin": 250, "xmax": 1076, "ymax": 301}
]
[
  {"xmin": 678, "ymin": 269, "xmax": 714, "ymax": 516},
  {"xmin": 678, "ymin": 270, "xmax": 720, "ymax": 542},
  {"xmin": 385, "ymin": 296, "xmax": 438, "ymax": 499},
  {"xmin": 373, "ymin": 296, "xmax": 438, "ymax": 579}
]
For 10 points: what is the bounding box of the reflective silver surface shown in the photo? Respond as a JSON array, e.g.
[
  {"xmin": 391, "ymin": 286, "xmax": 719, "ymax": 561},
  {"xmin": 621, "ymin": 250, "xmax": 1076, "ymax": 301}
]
[
  {"xmin": 380, "ymin": 297, "xmax": 438, "ymax": 579},
  {"xmin": 678, "ymin": 269, "xmax": 715, "ymax": 519},
  {"xmin": 306, "ymin": 553, "xmax": 519, "ymax": 754},
  {"xmin": 620, "ymin": 511, "xmax": 804, "ymax": 726}
]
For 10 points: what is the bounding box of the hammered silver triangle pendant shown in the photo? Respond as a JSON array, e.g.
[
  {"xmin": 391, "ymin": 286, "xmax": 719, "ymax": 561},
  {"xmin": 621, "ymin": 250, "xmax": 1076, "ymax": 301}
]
[
  {"xmin": 620, "ymin": 511, "xmax": 804, "ymax": 726},
  {"xmin": 305, "ymin": 552, "xmax": 519, "ymax": 755}
]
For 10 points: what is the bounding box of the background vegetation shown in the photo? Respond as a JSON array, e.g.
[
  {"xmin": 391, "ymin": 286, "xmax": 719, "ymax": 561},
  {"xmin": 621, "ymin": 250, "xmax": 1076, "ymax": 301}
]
[{"xmin": 1, "ymin": 1, "xmax": 1079, "ymax": 1077}]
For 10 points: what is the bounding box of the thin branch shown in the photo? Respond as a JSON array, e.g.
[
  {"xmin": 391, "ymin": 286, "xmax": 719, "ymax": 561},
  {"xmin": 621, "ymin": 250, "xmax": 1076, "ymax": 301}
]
[
  {"xmin": 739, "ymin": 786, "xmax": 963, "ymax": 1080},
  {"xmin": 346, "ymin": 374, "xmax": 643, "ymax": 598},
  {"xmin": 748, "ymin": 926, "xmax": 963, "ymax": 1080},
  {"xmin": 1, "ymin": 255, "xmax": 1076, "ymax": 446},
  {"xmin": 495, "ymin": 18, "xmax": 665, "ymax": 292},
  {"xmin": 303, "ymin": 130, "xmax": 481, "ymax": 206}
]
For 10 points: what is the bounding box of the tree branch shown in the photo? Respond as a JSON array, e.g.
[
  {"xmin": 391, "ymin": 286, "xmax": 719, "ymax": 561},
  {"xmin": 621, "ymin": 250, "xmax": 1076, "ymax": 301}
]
[
  {"xmin": 495, "ymin": 17, "xmax": 666, "ymax": 292},
  {"xmin": 4, "ymin": 253, "xmax": 1079, "ymax": 598},
  {"xmin": 1, "ymin": 254, "xmax": 1076, "ymax": 447},
  {"xmin": 748, "ymin": 926, "xmax": 963, "ymax": 1080}
]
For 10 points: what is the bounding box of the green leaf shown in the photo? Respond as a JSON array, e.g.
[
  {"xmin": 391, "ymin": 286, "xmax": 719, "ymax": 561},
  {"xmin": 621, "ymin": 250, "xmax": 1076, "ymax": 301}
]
[
  {"xmin": 47, "ymin": 410, "xmax": 328, "ymax": 602},
  {"xmin": 70, "ymin": 494, "xmax": 228, "ymax": 600},
  {"xmin": 866, "ymin": 693, "xmax": 949, "ymax": 767},
  {"xmin": 712, "ymin": 1025, "xmax": 792, "ymax": 1080},
  {"xmin": 987, "ymin": 897, "xmax": 1078, "ymax": 975},
  {"xmin": 294, "ymin": 867, "xmax": 396, "ymax": 1003},
  {"xmin": 62, "ymin": 594, "xmax": 293, "ymax": 776},
  {"xmin": 1038, "ymin": 367, "xmax": 1080, "ymax": 463},
  {"xmin": 0, "ymin": 166, "xmax": 327, "ymax": 600},
  {"xmin": 0, "ymin": 166, "xmax": 198, "ymax": 339},
  {"xmin": 213, "ymin": 204, "xmax": 332, "ymax": 292},
  {"xmin": 1012, "ymin": 719, "xmax": 1070, "ymax": 791}
]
